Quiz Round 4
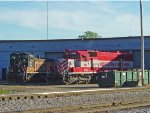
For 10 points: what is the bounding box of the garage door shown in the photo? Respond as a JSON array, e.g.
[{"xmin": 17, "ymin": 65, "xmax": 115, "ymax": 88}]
[
  {"xmin": 45, "ymin": 52, "xmax": 63, "ymax": 59},
  {"xmin": 133, "ymin": 50, "xmax": 150, "ymax": 69}
]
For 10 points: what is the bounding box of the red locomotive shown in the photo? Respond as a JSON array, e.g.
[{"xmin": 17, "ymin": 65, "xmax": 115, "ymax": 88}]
[
  {"xmin": 8, "ymin": 50, "xmax": 133, "ymax": 84},
  {"xmin": 56, "ymin": 49, "xmax": 133, "ymax": 84}
]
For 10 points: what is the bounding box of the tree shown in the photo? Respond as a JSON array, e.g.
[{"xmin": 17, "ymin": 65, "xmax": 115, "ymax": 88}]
[{"xmin": 78, "ymin": 31, "xmax": 101, "ymax": 39}]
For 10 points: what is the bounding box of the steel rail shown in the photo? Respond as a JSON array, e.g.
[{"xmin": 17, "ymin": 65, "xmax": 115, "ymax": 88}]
[{"xmin": 2, "ymin": 97, "xmax": 150, "ymax": 113}]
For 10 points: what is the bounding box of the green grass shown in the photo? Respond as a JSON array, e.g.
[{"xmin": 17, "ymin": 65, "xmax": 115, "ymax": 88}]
[{"xmin": 0, "ymin": 89, "xmax": 13, "ymax": 94}]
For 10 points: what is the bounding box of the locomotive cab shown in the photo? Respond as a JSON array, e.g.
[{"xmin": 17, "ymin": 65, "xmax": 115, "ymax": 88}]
[
  {"xmin": 10, "ymin": 52, "xmax": 34, "ymax": 69},
  {"xmin": 62, "ymin": 50, "xmax": 99, "ymax": 83},
  {"xmin": 9, "ymin": 52, "xmax": 34, "ymax": 82}
]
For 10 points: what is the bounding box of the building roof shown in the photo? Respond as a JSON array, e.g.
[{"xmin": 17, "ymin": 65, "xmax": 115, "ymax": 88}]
[{"xmin": 0, "ymin": 36, "xmax": 149, "ymax": 43}]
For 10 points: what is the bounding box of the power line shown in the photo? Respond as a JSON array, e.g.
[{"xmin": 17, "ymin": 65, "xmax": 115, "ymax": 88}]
[{"xmin": 47, "ymin": 1, "xmax": 49, "ymax": 40}]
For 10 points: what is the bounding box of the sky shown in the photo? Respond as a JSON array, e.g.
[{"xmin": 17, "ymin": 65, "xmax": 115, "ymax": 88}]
[{"xmin": 0, "ymin": 1, "xmax": 149, "ymax": 40}]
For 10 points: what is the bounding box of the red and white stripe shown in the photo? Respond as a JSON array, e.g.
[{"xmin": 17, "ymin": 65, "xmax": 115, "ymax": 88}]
[{"xmin": 56, "ymin": 59, "xmax": 68, "ymax": 73}]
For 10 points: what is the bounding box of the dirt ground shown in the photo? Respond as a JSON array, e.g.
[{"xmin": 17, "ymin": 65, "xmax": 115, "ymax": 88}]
[{"xmin": 0, "ymin": 83, "xmax": 99, "ymax": 94}]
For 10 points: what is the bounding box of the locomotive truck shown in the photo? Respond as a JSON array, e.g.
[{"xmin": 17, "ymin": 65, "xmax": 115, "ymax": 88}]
[{"xmin": 8, "ymin": 49, "xmax": 133, "ymax": 84}]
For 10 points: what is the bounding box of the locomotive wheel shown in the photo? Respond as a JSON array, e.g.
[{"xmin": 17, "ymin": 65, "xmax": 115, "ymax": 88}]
[{"xmin": 67, "ymin": 76, "xmax": 78, "ymax": 84}]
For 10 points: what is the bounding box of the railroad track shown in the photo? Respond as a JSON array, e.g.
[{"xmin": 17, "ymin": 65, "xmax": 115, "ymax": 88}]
[
  {"xmin": 3, "ymin": 98, "xmax": 150, "ymax": 113},
  {"xmin": 0, "ymin": 87, "xmax": 150, "ymax": 113},
  {"xmin": 1, "ymin": 100, "xmax": 150, "ymax": 113}
]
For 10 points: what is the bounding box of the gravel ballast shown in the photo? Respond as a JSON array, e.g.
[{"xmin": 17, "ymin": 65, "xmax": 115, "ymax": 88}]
[
  {"xmin": 108, "ymin": 106, "xmax": 150, "ymax": 113},
  {"xmin": 0, "ymin": 89, "xmax": 150, "ymax": 112}
]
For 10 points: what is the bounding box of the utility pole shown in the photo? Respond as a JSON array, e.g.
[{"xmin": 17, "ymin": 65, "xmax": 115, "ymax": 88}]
[
  {"xmin": 140, "ymin": 0, "xmax": 144, "ymax": 86},
  {"xmin": 47, "ymin": 1, "xmax": 49, "ymax": 40}
]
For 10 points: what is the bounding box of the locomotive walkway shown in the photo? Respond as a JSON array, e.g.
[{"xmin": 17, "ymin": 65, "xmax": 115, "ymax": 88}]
[{"xmin": 0, "ymin": 85, "xmax": 150, "ymax": 113}]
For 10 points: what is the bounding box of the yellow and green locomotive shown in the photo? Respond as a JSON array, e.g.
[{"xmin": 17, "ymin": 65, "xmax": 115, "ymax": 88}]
[{"xmin": 8, "ymin": 52, "xmax": 56, "ymax": 83}]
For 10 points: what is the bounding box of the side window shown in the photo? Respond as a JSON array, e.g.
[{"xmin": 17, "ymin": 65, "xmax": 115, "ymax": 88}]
[
  {"xmin": 69, "ymin": 62, "xmax": 72, "ymax": 65},
  {"xmin": 88, "ymin": 52, "xmax": 97, "ymax": 57},
  {"xmin": 75, "ymin": 60, "xmax": 81, "ymax": 67}
]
